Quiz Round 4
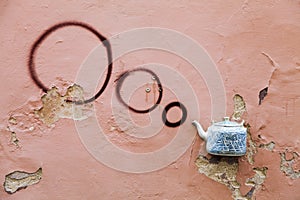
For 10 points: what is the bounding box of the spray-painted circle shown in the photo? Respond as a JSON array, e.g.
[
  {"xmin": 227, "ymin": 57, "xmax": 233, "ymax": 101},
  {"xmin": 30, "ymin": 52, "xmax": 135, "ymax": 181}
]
[
  {"xmin": 162, "ymin": 101, "xmax": 187, "ymax": 127},
  {"xmin": 115, "ymin": 68, "xmax": 163, "ymax": 113},
  {"xmin": 111, "ymin": 63, "xmax": 191, "ymax": 140},
  {"xmin": 74, "ymin": 27, "xmax": 226, "ymax": 173},
  {"xmin": 28, "ymin": 21, "xmax": 113, "ymax": 104}
]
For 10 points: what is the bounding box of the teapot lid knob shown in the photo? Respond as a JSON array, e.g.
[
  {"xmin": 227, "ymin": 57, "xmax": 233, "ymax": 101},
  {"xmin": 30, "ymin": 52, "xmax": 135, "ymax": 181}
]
[{"xmin": 224, "ymin": 117, "xmax": 230, "ymax": 121}]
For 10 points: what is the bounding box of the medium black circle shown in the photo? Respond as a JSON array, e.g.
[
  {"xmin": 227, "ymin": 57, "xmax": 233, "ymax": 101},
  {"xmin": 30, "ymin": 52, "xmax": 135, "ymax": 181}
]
[
  {"xmin": 28, "ymin": 21, "xmax": 113, "ymax": 105},
  {"xmin": 115, "ymin": 68, "xmax": 163, "ymax": 113},
  {"xmin": 162, "ymin": 101, "xmax": 187, "ymax": 127}
]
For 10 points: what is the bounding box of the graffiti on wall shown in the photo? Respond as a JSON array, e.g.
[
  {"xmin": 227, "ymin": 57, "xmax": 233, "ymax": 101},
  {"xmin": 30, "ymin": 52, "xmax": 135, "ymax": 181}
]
[
  {"xmin": 26, "ymin": 21, "xmax": 226, "ymax": 173},
  {"xmin": 28, "ymin": 21, "xmax": 113, "ymax": 105},
  {"xmin": 28, "ymin": 21, "xmax": 189, "ymax": 128}
]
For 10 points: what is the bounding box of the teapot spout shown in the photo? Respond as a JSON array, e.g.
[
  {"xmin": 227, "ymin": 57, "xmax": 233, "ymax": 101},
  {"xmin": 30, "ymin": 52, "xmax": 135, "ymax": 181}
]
[{"xmin": 192, "ymin": 120, "xmax": 208, "ymax": 141}]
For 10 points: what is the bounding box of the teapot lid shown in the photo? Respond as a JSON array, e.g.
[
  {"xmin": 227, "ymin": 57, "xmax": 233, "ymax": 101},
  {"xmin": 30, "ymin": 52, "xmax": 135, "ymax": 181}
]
[{"xmin": 213, "ymin": 117, "xmax": 243, "ymax": 127}]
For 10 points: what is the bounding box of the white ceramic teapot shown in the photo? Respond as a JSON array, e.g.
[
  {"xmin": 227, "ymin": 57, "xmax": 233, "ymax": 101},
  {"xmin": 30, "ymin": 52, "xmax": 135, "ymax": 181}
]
[{"xmin": 192, "ymin": 117, "xmax": 247, "ymax": 156}]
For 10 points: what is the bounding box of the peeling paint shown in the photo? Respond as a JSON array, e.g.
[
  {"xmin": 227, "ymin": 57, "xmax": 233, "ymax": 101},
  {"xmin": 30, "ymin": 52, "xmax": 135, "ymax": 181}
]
[
  {"xmin": 231, "ymin": 94, "xmax": 246, "ymax": 121},
  {"xmin": 9, "ymin": 131, "xmax": 20, "ymax": 148},
  {"xmin": 195, "ymin": 155, "xmax": 241, "ymax": 199},
  {"xmin": 3, "ymin": 168, "xmax": 42, "ymax": 194},
  {"xmin": 195, "ymin": 155, "xmax": 239, "ymax": 185},
  {"xmin": 245, "ymin": 167, "xmax": 268, "ymax": 198},
  {"xmin": 5, "ymin": 84, "xmax": 93, "ymax": 135},
  {"xmin": 195, "ymin": 155, "xmax": 268, "ymax": 200},
  {"xmin": 258, "ymin": 141, "xmax": 275, "ymax": 151},
  {"xmin": 5, "ymin": 126, "xmax": 21, "ymax": 150},
  {"xmin": 245, "ymin": 125, "xmax": 257, "ymax": 165},
  {"xmin": 246, "ymin": 167, "xmax": 268, "ymax": 186},
  {"xmin": 0, "ymin": 0, "xmax": 299, "ymax": 199},
  {"xmin": 6, "ymin": 101, "xmax": 51, "ymax": 135},
  {"xmin": 36, "ymin": 85, "xmax": 93, "ymax": 125},
  {"xmin": 8, "ymin": 116, "xmax": 17, "ymax": 125},
  {"xmin": 280, "ymin": 151, "xmax": 300, "ymax": 179}
]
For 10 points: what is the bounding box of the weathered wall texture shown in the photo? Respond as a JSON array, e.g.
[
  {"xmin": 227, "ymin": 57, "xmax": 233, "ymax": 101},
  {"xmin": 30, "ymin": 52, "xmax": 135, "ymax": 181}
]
[{"xmin": 0, "ymin": 0, "xmax": 300, "ymax": 199}]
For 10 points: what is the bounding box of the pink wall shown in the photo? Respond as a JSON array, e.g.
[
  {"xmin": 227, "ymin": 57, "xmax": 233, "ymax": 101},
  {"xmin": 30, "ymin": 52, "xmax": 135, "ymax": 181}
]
[{"xmin": 0, "ymin": 0, "xmax": 300, "ymax": 199}]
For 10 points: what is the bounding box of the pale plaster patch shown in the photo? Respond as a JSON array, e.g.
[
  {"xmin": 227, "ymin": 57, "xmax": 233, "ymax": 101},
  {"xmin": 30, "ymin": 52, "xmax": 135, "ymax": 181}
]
[
  {"xmin": 6, "ymin": 101, "xmax": 51, "ymax": 135},
  {"xmin": 36, "ymin": 84, "xmax": 93, "ymax": 125},
  {"xmin": 231, "ymin": 94, "xmax": 246, "ymax": 121},
  {"xmin": 246, "ymin": 167, "xmax": 268, "ymax": 187},
  {"xmin": 245, "ymin": 125, "xmax": 257, "ymax": 165},
  {"xmin": 9, "ymin": 131, "xmax": 20, "ymax": 149},
  {"xmin": 195, "ymin": 154, "xmax": 266, "ymax": 200},
  {"xmin": 258, "ymin": 141, "xmax": 275, "ymax": 151},
  {"xmin": 195, "ymin": 155, "xmax": 239, "ymax": 190},
  {"xmin": 195, "ymin": 149, "xmax": 268, "ymax": 200},
  {"xmin": 280, "ymin": 151, "xmax": 300, "ymax": 179},
  {"xmin": 8, "ymin": 116, "xmax": 17, "ymax": 125},
  {"xmin": 5, "ymin": 85, "xmax": 93, "ymax": 137},
  {"xmin": 3, "ymin": 168, "xmax": 42, "ymax": 194}
]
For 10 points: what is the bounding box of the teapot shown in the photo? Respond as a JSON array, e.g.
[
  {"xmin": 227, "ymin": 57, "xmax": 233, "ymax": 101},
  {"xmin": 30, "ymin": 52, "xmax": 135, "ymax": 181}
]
[{"xmin": 192, "ymin": 117, "xmax": 247, "ymax": 156}]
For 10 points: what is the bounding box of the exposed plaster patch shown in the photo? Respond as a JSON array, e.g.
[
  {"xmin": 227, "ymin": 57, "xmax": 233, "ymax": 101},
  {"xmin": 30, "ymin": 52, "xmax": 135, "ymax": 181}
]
[
  {"xmin": 36, "ymin": 85, "xmax": 93, "ymax": 125},
  {"xmin": 195, "ymin": 155, "xmax": 268, "ymax": 200},
  {"xmin": 258, "ymin": 141, "xmax": 275, "ymax": 151},
  {"xmin": 245, "ymin": 167, "xmax": 268, "ymax": 198},
  {"xmin": 3, "ymin": 126, "xmax": 22, "ymax": 151},
  {"xmin": 195, "ymin": 155, "xmax": 241, "ymax": 199},
  {"xmin": 6, "ymin": 101, "xmax": 52, "ymax": 135},
  {"xmin": 4, "ymin": 84, "xmax": 93, "ymax": 139},
  {"xmin": 231, "ymin": 94, "xmax": 246, "ymax": 121},
  {"xmin": 8, "ymin": 116, "xmax": 17, "ymax": 125},
  {"xmin": 9, "ymin": 131, "xmax": 20, "ymax": 149},
  {"xmin": 280, "ymin": 151, "xmax": 300, "ymax": 179},
  {"xmin": 245, "ymin": 124, "xmax": 257, "ymax": 165},
  {"xmin": 3, "ymin": 168, "xmax": 42, "ymax": 194},
  {"xmin": 246, "ymin": 167, "xmax": 268, "ymax": 186}
]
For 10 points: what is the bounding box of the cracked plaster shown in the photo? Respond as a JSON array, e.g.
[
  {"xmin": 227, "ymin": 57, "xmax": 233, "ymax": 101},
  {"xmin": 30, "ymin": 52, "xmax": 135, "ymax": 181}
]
[{"xmin": 0, "ymin": 0, "xmax": 299, "ymax": 199}]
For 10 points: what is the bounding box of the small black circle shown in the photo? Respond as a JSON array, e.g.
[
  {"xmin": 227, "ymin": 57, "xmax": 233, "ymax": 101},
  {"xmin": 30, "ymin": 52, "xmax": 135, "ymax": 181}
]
[
  {"xmin": 28, "ymin": 21, "xmax": 113, "ymax": 105},
  {"xmin": 115, "ymin": 68, "xmax": 163, "ymax": 113},
  {"xmin": 162, "ymin": 101, "xmax": 187, "ymax": 127}
]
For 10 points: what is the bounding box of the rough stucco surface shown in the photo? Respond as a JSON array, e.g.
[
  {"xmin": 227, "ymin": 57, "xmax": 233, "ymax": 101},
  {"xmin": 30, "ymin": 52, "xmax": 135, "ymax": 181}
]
[{"xmin": 0, "ymin": 0, "xmax": 300, "ymax": 199}]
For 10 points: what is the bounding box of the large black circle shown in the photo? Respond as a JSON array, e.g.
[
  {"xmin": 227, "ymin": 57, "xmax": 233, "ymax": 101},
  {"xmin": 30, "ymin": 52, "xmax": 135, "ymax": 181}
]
[
  {"xmin": 162, "ymin": 101, "xmax": 187, "ymax": 127},
  {"xmin": 28, "ymin": 21, "xmax": 113, "ymax": 105},
  {"xmin": 115, "ymin": 68, "xmax": 163, "ymax": 113}
]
